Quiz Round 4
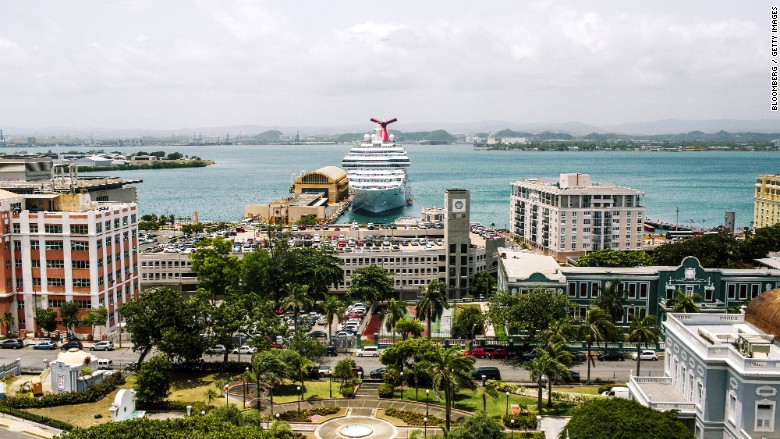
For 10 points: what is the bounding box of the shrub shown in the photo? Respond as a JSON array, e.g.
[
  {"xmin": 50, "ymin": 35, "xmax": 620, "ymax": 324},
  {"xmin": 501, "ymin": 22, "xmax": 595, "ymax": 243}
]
[
  {"xmin": 385, "ymin": 409, "xmax": 445, "ymax": 426},
  {"xmin": 277, "ymin": 407, "xmax": 338, "ymax": 422},
  {"xmin": 378, "ymin": 383, "xmax": 395, "ymax": 398},
  {"xmin": 503, "ymin": 412, "xmax": 537, "ymax": 429},
  {"xmin": 0, "ymin": 405, "xmax": 74, "ymax": 431},
  {"xmin": 597, "ymin": 384, "xmax": 614, "ymax": 395},
  {"xmin": 340, "ymin": 383, "xmax": 356, "ymax": 398}
]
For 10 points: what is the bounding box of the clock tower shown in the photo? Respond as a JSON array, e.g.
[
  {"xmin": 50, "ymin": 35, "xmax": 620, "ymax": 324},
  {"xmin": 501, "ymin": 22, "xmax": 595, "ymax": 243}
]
[{"xmin": 444, "ymin": 189, "xmax": 471, "ymax": 299}]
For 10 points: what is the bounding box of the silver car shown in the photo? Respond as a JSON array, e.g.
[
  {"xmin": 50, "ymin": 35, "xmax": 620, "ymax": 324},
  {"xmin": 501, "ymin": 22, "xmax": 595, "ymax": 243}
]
[{"xmin": 90, "ymin": 341, "xmax": 115, "ymax": 351}]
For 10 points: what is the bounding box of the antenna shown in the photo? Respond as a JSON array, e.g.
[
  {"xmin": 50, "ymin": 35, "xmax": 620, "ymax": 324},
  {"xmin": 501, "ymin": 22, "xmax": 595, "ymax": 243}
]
[{"xmin": 369, "ymin": 118, "xmax": 397, "ymax": 141}]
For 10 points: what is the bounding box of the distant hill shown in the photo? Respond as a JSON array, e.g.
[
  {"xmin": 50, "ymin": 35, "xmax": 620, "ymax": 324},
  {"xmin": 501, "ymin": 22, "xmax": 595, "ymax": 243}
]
[{"xmin": 249, "ymin": 130, "xmax": 283, "ymax": 142}]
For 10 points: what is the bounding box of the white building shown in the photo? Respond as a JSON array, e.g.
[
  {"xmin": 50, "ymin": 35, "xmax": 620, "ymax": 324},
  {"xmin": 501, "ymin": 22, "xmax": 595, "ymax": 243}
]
[
  {"xmin": 510, "ymin": 173, "xmax": 645, "ymax": 261},
  {"xmin": 629, "ymin": 290, "xmax": 780, "ymax": 439}
]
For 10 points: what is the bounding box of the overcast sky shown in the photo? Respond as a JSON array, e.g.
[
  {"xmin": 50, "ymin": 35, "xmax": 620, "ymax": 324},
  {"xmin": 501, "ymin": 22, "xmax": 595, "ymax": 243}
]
[{"xmin": 0, "ymin": 1, "xmax": 775, "ymax": 131}]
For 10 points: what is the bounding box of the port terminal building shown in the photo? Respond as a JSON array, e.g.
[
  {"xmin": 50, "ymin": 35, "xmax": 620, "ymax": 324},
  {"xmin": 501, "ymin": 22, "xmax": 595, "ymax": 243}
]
[{"xmin": 244, "ymin": 166, "xmax": 348, "ymax": 225}]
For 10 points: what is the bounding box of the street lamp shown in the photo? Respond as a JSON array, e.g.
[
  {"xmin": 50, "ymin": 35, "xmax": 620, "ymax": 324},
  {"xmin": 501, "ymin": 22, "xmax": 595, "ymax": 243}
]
[
  {"xmin": 511, "ymin": 419, "xmax": 515, "ymax": 438},
  {"xmin": 329, "ymin": 374, "xmax": 333, "ymax": 398},
  {"xmin": 423, "ymin": 416, "xmax": 428, "ymax": 438},
  {"xmin": 426, "ymin": 389, "xmax": 430, "ymax": 417},
  {"xmin": 400, "ymin": 371, "xmax": 404, "ymax": 400},
  {"xmin": 297, "ymin": 385, "xmax": 302, "ymax": 413},
  {"xmin": 481, "ymin": 374, "xmax": 486, "ymax": 387},
  {"xmin": 224, "ymin": 384, "xmax": 229, "ymax": 407},
  {"xmin": 506, "ymin": 391, "xmax": 510, "ymax": 416},
  {"xmin": 243, "ymin": 367, "xmax": 249, "ymax": 409}
]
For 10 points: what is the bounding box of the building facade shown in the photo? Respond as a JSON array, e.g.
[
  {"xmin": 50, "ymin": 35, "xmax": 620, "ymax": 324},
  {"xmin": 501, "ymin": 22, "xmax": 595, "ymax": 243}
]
[
  {"xmin": 510, "ymin": 173, "xmax": 645, "ymax": 261},
  {"xmin": 497, "ymin": 249, "xmax": 780, "ymax": 326},
  {"xmin": 630, "ymin": 294, "xmax": 780, "ymax": 439},
  {"xmin": 754, "ymin": 175, "xmax": 780, "ymax": 229},
  {"xmin": 2, "ymin": 190, "xmax": 140, "ymax": 337}
]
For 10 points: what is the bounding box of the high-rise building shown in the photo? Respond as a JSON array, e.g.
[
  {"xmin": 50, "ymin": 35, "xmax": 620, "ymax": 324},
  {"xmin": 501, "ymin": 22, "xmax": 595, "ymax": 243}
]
[
  {"xmin": 510, "ymin": 173, "xmax": 645, "ymax": 261},
  {"xmin": 0, "ymin": 190, "xmax": 139, "ymax": 338},
  {"xmin": 754, "ymin": 175, "xmax": 780, "ymax": 229}
]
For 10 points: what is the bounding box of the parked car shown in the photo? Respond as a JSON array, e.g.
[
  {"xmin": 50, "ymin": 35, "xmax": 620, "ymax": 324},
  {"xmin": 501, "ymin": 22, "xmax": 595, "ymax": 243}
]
[
  {"xmin": 471, "ymin": 367, "xmax": 501, "ymax": 381},
  {"xmin": 231, "ymin": 345, "xmax": 256, "ymax": 354},
  {"xmin": 601, "ymin": 386, "xmax": 630, "ymax": 399},
  {"xmin": 318, "ymin": 365, "xmax": 332, "ymax": 378},
  {"xmin": 488, "ymin": 348, "xmax": 509, "ymax": 359},
  {"xmin": 1, "ymin": 339, "xmax": 24, "ymax": 349},
  {"xmin": 564, "ymin": 370, "xmax": 580, "ymax": 383},
  {"xmin": 521, "ymin": 349, "xmax": 541, "ymax": 360},
  {"xmin": 325, "ymin": 345, "xmax": 338, "ymax": 356},
  {"xmin": 33, "ymin": 341, "xmax": 56, "ymax": 350},
  {"xmin": 97, "ymin": 359, "xmax": 113, "ymax": 370},
  {"xmin": 308, "ymin": 331, "xmax": 328, "ymax": 339},
  {"xmin": 568, "ymin": 350, "xmax": 586, "ymax": 363},
  {"xmin": 465, "ymin": 347, "xmax": 487, "ymax": 359},
  {"xmin": 631, "ymin": 349, "xmax": 659, "ymax": 361},
  {"xmin": 597, "ymin": 350, "xmax": 625, "ymax": 361},
  {"xmin": 206, "ymin": 345, "xmax": 227, "ymax": 355},
  {"xmin": 60, "ymin": 340, "xmax": 83, "ymax": 351},
  {"xmin": 356, "ymin": 346, "xmax": 379, "ymax": 357},
  {"xmin": 90, "ymin": 341, "xmax": 115, "ymax": 351},
  {"xmin": 370, "ymin": 367, "xmax": 386, "ymax": 379}
]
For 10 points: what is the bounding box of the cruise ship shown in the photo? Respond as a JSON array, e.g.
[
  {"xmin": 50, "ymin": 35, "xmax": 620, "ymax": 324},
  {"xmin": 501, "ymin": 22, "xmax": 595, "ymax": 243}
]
[{"xmin": 341, "ymin": 118, "xmax": 411, "ymax": 214}]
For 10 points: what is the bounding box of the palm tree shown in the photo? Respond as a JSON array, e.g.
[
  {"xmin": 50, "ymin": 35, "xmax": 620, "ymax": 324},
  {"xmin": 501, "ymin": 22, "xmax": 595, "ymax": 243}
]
[
  {"xmin": 409, "ymin": 359, "xmax": 432, "ymax": 402},
  {"xmin": 417, "ymin": 280, "xmax": 449, "ymax": 340},
  {"xmin": 538, "ymin": 341, "xmax": 573, "ymax": 407},
  {"xmin": 385, "ymin": 298, "xmax": 407, "ymax": 342},
  {"xmin": 524, "ymin": 352, "xmax": 563, "ymax": 413},
  {"xmin": 0, "ymin": 312, "xmax": 14, "ymax": 335},
  {"xmin": 252, "ymin": 350, "xmax": 288, "ymax": 410},
  {"xmin": 428, "ymin": 345, "xmax": 476, "ymax": 431},
  {"xmin": 577, "ymin": 306, "xmax": 614, "ymax": 385},
  {"xmin": 628, "ymin": 315, "xmax": 661, "ymax": 376},
  {"xmin": 593, "ymin": 280, "xmax": 626, "ymax": 323},
  {"xmin": 280, "ymin": 283, "xmax": 312, "ymax": 332},
  {"xmin": 321, "ymin": 295, "xmax": 344, "ymax": 340},
  {"xmin": 671, "ymin": 290, "xmax": 702, "ymax": 313}
]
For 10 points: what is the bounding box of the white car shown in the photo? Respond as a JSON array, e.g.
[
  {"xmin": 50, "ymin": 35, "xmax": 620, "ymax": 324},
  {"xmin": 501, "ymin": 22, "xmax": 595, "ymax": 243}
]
[
  {"xmin": 631, "ymin": 349, "xmax": 658, "ymax": 361},
  {"xmin": 356, "ymin": 346, "xmax": 379, "ymax": 357},
  {"xmin": 231, "ymin": 345, "xmax": 256, "ymax": 354}
]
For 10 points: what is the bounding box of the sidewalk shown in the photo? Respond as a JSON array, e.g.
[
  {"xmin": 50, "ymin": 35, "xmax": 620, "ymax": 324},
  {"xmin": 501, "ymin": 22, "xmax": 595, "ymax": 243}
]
[{"xmin": 0, "ymin": 413, "xmax": 62, "ymax": 438}]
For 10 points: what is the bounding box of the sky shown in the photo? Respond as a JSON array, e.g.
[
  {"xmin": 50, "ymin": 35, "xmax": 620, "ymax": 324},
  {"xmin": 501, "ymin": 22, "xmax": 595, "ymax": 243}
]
[{"xmin": 0, "ymin": 1, "xmax": 776, "ymax": 131}]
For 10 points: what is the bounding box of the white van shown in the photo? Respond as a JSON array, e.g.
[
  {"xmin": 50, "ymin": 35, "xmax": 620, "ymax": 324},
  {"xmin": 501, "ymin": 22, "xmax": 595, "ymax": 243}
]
[
  {"xmin": 356, "ymin": 346, "xmax": 379, "ymax": 357},
  {"xmin": 97, "ymin": 359, "xmax": 113, "ymax": 370},
  {"xmin": 601, "ymin": 386, "xmax": 629, "ymax": 399}
]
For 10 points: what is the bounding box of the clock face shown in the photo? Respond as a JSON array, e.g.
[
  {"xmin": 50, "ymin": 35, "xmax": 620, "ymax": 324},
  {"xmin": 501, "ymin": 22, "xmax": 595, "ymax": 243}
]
[{"xmin": 452, "ymin": 199, "xmax": 466, "ymax": 212}]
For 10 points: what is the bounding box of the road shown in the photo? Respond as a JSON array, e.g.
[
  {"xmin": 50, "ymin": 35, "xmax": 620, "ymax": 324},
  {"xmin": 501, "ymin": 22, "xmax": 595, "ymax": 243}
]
[{"xmin": 0, "ymin": 344, "xmax": 664, "ymax": 385}]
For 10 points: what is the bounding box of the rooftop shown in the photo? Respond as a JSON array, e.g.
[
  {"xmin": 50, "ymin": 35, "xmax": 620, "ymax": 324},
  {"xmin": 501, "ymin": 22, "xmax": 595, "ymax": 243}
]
[{"xmin": 498, "ymin": 248, "xmax": 564, "ymax": 283}]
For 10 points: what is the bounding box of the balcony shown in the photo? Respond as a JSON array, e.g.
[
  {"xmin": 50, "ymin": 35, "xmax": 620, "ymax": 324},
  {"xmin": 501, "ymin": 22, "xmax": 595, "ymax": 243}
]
[{"xmin": 628, "ymin": 376, "xmax": 696, "ymax": 416}]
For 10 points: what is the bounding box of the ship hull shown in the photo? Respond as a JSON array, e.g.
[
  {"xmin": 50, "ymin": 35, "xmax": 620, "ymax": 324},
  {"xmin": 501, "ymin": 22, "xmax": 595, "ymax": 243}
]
[{"xmin": 351, "ymin": 185, "xmax": 406, "ymax": 213}]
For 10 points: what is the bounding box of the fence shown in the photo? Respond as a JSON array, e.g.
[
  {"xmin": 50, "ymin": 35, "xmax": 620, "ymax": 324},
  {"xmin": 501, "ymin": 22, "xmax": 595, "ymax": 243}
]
[{"xmin": 0, "ymin": 359, "xmax": 20, "ymax": 379}]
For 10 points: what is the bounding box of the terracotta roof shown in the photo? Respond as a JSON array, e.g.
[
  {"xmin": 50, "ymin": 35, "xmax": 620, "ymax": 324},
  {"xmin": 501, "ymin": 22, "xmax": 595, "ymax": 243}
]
[{"xmin": 745, "ymin": 288, "xmax": 780, "ymax": 337}]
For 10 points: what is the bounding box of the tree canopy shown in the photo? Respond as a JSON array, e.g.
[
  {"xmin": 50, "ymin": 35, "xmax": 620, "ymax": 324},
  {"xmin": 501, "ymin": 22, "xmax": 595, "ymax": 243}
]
[
  {"xmin": 576, "ymin": 248, "xmax": 654, "ymax": 267},
  {"xmin": 564, "ymin": 398, "xmax": 694, "ymax": 439},
  {"xmin": 488, "ymin": 289, "xmax": 570, "ymax": 344},
  {"xmin": 135, "ymin": 354, "xmax": 173, "ymax": 405},
  {"xmin": 348, "ymin": 264, "xmax": 395, "ymax": 307}
]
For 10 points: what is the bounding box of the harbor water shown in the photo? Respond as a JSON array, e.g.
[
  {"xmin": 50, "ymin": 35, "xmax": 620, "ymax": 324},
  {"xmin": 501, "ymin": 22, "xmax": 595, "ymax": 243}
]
[{"xmin": 7, "ymin": 144, "xmax": 778, "ymax": 230}]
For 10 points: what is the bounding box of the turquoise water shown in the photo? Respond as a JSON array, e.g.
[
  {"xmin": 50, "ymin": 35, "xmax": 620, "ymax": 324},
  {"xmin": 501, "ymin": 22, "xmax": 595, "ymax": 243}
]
[{"xmin": 8, "ymin": 145, "xmax": 778, "ymax": 230}]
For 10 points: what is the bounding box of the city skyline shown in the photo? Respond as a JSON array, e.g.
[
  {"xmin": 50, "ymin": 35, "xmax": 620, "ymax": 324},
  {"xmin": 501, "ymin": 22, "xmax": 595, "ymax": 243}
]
[{"xmin": 0, "ymin": 1, "xmax": 776, "ymax": 130}]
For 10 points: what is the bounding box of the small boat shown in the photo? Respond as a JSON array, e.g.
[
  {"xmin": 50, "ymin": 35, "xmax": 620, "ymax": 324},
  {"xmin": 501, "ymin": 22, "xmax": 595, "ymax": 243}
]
[
  {"xmin": 406, "ymin": 198, "xmax": 413, "ymax": 205},
  {"xmin": 644, "ymin": 224, "xmax": 656, "ymax": 232}
]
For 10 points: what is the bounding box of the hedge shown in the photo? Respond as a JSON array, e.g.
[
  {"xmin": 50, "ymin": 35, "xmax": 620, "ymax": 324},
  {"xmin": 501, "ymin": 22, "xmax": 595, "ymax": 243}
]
[
  {"xmin": 377, "ymin": 383, "xmax": 395, "ymax": 398},
  {"xmin": 3, "ymin": 372, "xmax": 125, "ymax": 409},
  {"xmin": 502, "ymin": 412, "xmax": 537, "ymax": 429},
  {"xmin": 277, "ymin": 407, "xmax": 339, "ymax": 422},
  {"xmin": 385, "ymin": 408, "xmax": 446, "ymax": 426},
  {"xmin": 0, "ymin": 404, "xmax": 75, "ymax": 431}
]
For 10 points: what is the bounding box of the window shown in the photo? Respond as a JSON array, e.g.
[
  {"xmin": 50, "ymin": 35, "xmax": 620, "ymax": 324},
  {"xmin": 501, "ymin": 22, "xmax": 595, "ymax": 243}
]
[
  {"xmin": 72, "ymin": 260, "xmax": 90, "ymax": 269},
  {"xmin": 73, "ymin": 278, "xmax": 91, "ymax": 287},
  {"xmin": 727, "ymin": 284, "xmax": 736, "ymax": 299},
  {"xmin": 44, "ymin": 224, "xmax": 63, "ymax": 233},
  {"xmin": 757, "ymin": 402, "xmax": 775, "ymax": 432},
  {"xmin": 105, "ymin": 220, "xmax": 111, "ymax": 231},
  {"xmin": 114, "ymin": 219, "xmax": 119, "ymax": 229},
  {"xmin": 31, "ymin": 260, "xmax": 40, "ymax": 267},
  {"xmin": 591, "ymin": 282, "xmax": 600, "ymax": 298},
  {"xmin": 639, "ymin": 283, "xmax": 648, "ymax": 299},
  {"xmin": 96, "ymin": 222, "xmax": 102, "ymax": 233},
  {"xmin": 12, "ymin": 224, "xmax": 19, "ymax": 234},
  {"xmin": 47, "ymin": 278, "xmax": 65, "ymax": 287},
  {"xmin": 727, "ymin": 391, "xmax": 737, "ymax": 424},
  {"xmin": 70, "ymin": 225, "xmax": 89, "ymax": 235},
  {"xmin": 739, "ymin": 284, "xmax": 748, "ymax": 300},
  {"xmin": 628, "ymin": 283, "xmax": 637, "ymax": 299},
  {"xmin": 752, "ymin": 284, "xmax": 761, "ymax": 298},
  {"xmin": 568, "ymin": 282, "xmax": 577, "ymax": 297},
  {"xmin": 45, "ymin": 241, "xmax": 64, "ymax": 250},
  {"xmin": 114, "ymin": 235, "xmax": 120, "ymax": 244},
  {"xmin": 46, "ymin": 260, "xmax": 65, "ymax": 268},
  {"xmin": 13, "ymin": 241, "xmax": 21, "ymax": 250},
  {"xmin": 29, "ymin": 224, "xmax": 38, "ymax": 233},
  {"xmin": 579, "ymin": 283, "xmax": 587, "ymax": 298},
  {"xmin": 105, "ymin": 237, "xmax": 112, "ymax": 247},
  {"xmin": 71, "ymin": 241, "xmax": 89, "ymax": 251}
]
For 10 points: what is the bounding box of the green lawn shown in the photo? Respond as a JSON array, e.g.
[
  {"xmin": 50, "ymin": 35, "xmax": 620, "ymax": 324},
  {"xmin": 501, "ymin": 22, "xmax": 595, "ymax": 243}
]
[{"xmin": 270, "ymin": 379, "xmax": 339, "ymax": 403}]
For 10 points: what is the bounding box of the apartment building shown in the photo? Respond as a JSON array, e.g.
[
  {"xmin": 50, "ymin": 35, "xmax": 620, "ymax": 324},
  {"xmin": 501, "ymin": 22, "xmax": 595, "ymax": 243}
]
[
  {"xmin": 630, "ymin": 294, "xmax": 780, "ymax": 438},
  {"xmin": 1, "ymin": 190, "xmax": 139, "ymax": 337},
  {"xmin": 510, "ymin": 173, "xmax": 645, "ymax": 261},
  {"xmin": 754, "ymin": 175, "xmax": 780, "ymax": 229}
]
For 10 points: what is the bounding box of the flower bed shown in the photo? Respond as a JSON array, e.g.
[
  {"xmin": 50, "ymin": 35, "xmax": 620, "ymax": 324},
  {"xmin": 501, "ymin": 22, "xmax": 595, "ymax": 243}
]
[{"xmin": 277, "ymin": 406, "xmax": 339, "ymax": 422}]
